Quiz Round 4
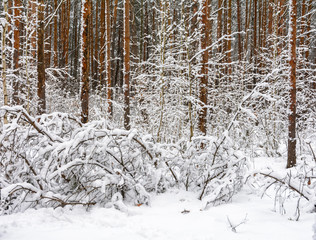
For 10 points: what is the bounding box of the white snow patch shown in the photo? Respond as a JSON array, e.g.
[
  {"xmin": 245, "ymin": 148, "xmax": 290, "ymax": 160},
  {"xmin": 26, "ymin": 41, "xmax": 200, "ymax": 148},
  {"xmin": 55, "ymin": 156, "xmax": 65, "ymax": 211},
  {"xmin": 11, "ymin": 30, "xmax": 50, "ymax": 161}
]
[{"xmin": 0, "ymin": 188, "xmax": 313, "ymax": 240}]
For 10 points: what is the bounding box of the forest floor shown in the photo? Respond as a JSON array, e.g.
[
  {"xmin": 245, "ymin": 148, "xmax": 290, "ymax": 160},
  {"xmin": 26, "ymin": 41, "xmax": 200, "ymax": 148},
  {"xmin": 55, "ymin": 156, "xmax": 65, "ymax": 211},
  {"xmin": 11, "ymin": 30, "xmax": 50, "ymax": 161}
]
[{"xmin": 0, "ymin": 157, "xmax": 314, "ymax": 240}]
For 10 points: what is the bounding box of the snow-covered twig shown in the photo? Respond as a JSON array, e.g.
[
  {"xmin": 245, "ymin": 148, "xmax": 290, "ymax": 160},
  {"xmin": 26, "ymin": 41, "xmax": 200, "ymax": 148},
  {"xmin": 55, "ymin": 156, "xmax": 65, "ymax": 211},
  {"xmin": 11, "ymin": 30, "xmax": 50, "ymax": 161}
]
[{"xmin": 227, "ymin": 214, "xmax": 248, "ymax": 233}]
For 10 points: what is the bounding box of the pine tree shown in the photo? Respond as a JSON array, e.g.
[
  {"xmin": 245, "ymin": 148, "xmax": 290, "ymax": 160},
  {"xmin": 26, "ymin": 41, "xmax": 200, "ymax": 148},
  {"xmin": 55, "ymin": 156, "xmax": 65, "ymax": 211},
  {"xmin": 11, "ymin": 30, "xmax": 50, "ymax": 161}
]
[
  {"xmin": 81, "ymin": 0, "xmax": 91, "ymax": 123},
  {"xmin": 106, "ymin": 0, "xmax": 112, "ymax": 114},
  {"xmin": 37, "ymin": 0, "xmax": 46, "ymax": 114},
  {"xmin": 13, "ymin": 0, "xmax": 22, "ymax": 106},
  {"xmin": 198, "ymin": 0, "xmax": 209, "ymax": 135},
  {"xmin": 124, "ymin": 0, "xmax": 131, "ymax": 130},
  {"xmin": 287, "ymin": 0, "xmax": 297, "ymax": 168},
  {"xmin": 2, "ymin": 0, "xmax": 9, "ymax": 124}
]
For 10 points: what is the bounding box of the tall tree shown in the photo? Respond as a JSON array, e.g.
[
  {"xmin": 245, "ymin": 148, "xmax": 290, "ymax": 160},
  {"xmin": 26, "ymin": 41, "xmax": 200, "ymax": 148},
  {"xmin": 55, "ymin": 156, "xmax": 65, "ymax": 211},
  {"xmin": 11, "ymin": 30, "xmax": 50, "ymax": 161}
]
[
  {"xmin": 237, "ymin": 0, "xmax": 243, "ymax": 61},
  {"xmin": 94, "ymin": 0, "xmax": 99, "ymax": 84},
  {"xmin": 106, "ymin": 0, "xmax": 112, "ymax": 114},
  {"xmin": 304, "ymin": 0, "xmax": 313, "ymax": 60},
  {"xmin": 227, "ymin": 0, "xmax": 232, "ymax": 75},
  {"xmin": 81, "ymin": 0, "xmax": 91, "ymax": 123},
  {"xmin": 64, "ymin": 0, "xmax": 71, "ymax": 67},
  {"xmin": 37, "ymin": 0, "xmax": 46, "ymax": 114},
  {"xmin": 199, "ymin": 0, "xmax": 209, "ymax": 135},
  {"xmin": 2, "ymin": 0, "xmax": 9, "ymax": 124},
  {"xmin": 99, "ymin": 0, "xmax": 105, "ymax": 91},
  {"xmin": 124, "ymin": 0, "xmax": 131, "ymax": 129},
  {"xmin": 13, "ymin": 0, "xmax": 22, "ymax": 106},
  {"xmin": 217, "ymin": 0, "xmax": 222, "ymax": 55},
  {"xmin": 53, "ymin": 0, "xmax": 58, "ymax": 67},
  {"xmin": 287, "ymin": 0, "xmax": 297, "ymax": 168}
]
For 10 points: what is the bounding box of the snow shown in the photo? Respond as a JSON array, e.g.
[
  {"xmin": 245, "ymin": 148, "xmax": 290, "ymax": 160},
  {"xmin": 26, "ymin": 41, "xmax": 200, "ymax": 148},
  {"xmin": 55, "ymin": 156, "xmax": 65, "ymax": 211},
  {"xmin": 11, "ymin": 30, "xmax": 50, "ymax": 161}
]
[
  {"xmin": 0, "ymin": 172, "xmax": 314, "ymax": 240},
  {"xmin": 0, "ymin": 190, "xmax": 313, "ymax": 240},
  {"xmin": 0, "ymin": 157, "xmax": 314, "ymax": 240}
]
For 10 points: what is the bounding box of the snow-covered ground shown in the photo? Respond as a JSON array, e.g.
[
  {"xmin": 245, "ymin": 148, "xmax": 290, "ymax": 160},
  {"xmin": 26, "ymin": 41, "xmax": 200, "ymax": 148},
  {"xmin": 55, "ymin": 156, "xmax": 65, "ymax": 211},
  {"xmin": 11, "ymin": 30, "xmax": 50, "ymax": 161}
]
[{"xmin": 0, "ymin": 158, "xmax": 314, "ymax": 240}]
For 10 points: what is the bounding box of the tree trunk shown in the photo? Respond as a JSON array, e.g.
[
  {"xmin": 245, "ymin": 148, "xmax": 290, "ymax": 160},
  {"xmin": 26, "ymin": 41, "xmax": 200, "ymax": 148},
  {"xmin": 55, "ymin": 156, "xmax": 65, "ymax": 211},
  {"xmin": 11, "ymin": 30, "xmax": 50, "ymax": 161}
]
[
  {"xmin": 237, "ymin": 0, "xmax": 243, "ymax": 61},
  {"xmin": 217, "ymin": 0, "xmax": 222, "ymax": 55},
  {"xmin": 124, "ymin": 0, "xmax": 131, "ymax": 130},
  {"xmin": 287, "ymin": 0, "xmax": 297, "ymax": 168},
  {"xmin": 140, "ymin": 0, "xmax": 144, "ymax": 62},
  {"xmin": 2, "ymin": 0, "xmax": 9, "ymax": 124},
  {"xmin": 45, "ymin": 3, "xmax": 52, "ymax": 69},
  {"xmin": 143, "ymin": 1, "xmax": 149, "ymax": 61},
  {"xmin": 54, "ymin": 0, "xmax": 58, "ymax": 67},
  {"xmin": 277, "ymin": 0, "xmax": 286, "ymax": 55},
  {"xmin": 99, "ymin": 0, "xmax": 105, "ymax": 92},
  {"xmin": 304, "ymin": 0, "xmax": 312, "ymax": 60},
  {"xmin": 244, "ymin": 0, "xmax": 252, "ymax": 60},
  {"xmin": 94, "ymin": 0, "xmax": 99, "ymax": 85},
  {"xmin": 13, "ymin": 0, "xmax": 22, "ymax": 106},
  {"xmin": 227, "ymin": 0, "xmax": 232, "ymax": 75},
  {"xmin": 89, "ymin": 1, "xmax": 94, "ymax": 86},
  {"xmin": 65, "ymin": 0, "xmax": 71, "ymax": 67},
  {"xmin": 268, "ymin": 0, "xmax": 273, "ymax": 35},
  {"xmin": 300, "ymin": 0, "xmax": 306, "ymax": 48},
  {"xmin": 81, "ymin": 0, "xmax": 91, "ymax": 123},
  {"xmin": 106, "ymin": 0, "xmax": 112, "ymax": 114},
  {"xmin": 199, "ymin": 0, "xmax": 209, "ymax": 135},
  {"xmin": 37, "ymin": 0, "xmax": 46, "ymax": 114}
]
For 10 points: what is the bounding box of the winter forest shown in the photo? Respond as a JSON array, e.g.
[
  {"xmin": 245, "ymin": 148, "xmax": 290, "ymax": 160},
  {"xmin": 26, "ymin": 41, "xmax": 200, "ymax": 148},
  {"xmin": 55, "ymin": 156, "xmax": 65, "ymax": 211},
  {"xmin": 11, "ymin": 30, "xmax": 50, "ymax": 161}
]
[{"xmin": 0, "ymin": 0, "xmax": 316, "ymax": 239}]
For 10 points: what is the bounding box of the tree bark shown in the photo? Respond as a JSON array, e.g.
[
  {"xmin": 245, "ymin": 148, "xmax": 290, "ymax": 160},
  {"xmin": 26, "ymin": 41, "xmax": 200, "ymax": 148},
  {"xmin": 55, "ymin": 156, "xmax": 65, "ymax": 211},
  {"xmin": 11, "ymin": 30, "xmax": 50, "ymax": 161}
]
[
  {"xmin": 13, "ymin": 0, "xmax": 22, "ymax": 106},
  {"xmin": 81, "ymin": 0, "xmax": 91, "ymax": 123},
  {"xmin": 65, "ymin": 0, "xmax": 71, "ymax": 67},
  {"xmin": 227, "ymin": 0, "xmax": 232, "ymax": 75},
  {"xmin": 199, "ymin": 0, "xmax": 209, "ymax": 135},
  {"xmin": 217, "ymin": 0, "xmax": 222, "ymax": 55},
  {"xmin": 54, "ymin": 0, "xmax": 58, "ymax": 67},
  {"xmin": 237, "ymin": 0, "xmax": 243, "ymax": 61},
  {"xmin": 287, "ymin": 0, "xmax": 297, "ymax": 168},
  {"xmin": 94, "ymin": 0, "xmax": 99, "ymax": 85},
  {"xmin": 268, "ymin": 0, "xmax": 273, "ymax": 35},
  {"xmin": 124, "ymin": 0, "xmax": 131, "ymax": 130},
  {"xmin": 304, "ymin": 0, "xmax": 312, "ymax": 60},
  {"xmin": 37, "ymin": 0, "xmax": 46, "ymax": 114},
  {"xmin": 99, "ymin": 0, "xmax": 105, "ymax": 91},
  {"xmin": 106, "ymin": 0, "xmax": 112, "ymax": 114},
  {"xmin": 45, "ymin": 3, "xmax": 52, "ymax": 69},
  {"xmin": 2, "ymin": 0, "xmax": 9, "ymax": 124}
]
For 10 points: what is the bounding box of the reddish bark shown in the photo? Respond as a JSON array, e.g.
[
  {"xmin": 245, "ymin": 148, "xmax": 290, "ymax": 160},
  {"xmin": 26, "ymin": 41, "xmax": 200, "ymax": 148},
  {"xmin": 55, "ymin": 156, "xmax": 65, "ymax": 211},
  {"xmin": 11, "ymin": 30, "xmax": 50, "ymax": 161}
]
[
  {"xmin": 81, "ymin": 0, "xmax": 91, "ymax": 123},
  {"xmin": 37, "ymin": 0, "xmax": 46, "ymax": 114}
]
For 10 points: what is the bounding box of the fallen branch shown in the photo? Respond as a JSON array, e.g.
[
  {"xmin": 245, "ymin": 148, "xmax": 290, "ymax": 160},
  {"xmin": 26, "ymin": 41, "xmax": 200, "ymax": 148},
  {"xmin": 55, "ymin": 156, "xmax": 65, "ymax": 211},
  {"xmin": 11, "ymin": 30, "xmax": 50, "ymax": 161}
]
[{"xmin": 253, "ymin": 171, "xmax": 310, "ymax": 201}]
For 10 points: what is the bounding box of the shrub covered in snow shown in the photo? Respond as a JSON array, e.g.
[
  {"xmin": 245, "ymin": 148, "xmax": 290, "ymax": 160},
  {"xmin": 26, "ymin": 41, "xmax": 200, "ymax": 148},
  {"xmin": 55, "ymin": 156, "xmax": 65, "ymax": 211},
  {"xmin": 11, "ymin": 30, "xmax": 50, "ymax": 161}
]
[
  {"xmin": 248, "ymin": 157, "xmax": 316, "ymax": 219},
  {"xmin": 0, "ymin": 107, "xmax": 247, "ymax": 214}
]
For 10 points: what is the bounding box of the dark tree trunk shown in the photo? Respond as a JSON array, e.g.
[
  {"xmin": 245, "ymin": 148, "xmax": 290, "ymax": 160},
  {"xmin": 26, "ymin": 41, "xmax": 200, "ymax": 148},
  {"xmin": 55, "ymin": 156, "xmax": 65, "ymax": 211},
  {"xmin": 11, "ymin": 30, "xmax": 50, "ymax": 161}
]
[
  {"xmin": 81, "ymin": 0, "xmax": 91, "ymax": 123},
  {"xmin": 37, "ymin": 0, "xmax": 46, "ymax": 114},
  {"xmin": 199, "ymin": 0, "xmax": 209, "ymax": 135},
  {"xmin": 287, "ymin": 0, "xmax": 297, "ymax": 168},
  {"xmin": 124, "ymin": 0, "xmax": 131, "ymax": 130}
]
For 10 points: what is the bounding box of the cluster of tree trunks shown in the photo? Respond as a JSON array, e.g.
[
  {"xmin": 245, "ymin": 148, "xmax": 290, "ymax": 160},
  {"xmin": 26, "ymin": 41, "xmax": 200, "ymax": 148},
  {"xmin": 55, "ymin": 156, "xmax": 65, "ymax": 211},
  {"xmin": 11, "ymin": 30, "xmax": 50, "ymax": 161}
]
[{"xmin": 1, "ymin": 0, "xmax": 314, "ymax": 168}]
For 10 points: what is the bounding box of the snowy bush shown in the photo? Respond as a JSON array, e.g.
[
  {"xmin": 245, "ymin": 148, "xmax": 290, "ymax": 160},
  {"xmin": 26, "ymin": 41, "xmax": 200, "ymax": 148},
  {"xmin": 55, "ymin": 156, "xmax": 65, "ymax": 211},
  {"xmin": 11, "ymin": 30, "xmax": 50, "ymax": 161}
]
[
  {"xmin": 0, "ymin": 107, "xmax": 157, "ymax": 214},
  {"xmin": 0, "ymin": 106, "xmax": 247, "ymax": 214},
  {"xmin": 162, "ymin": 136, "xmax": 248, "ymax": 208},
  {"xmin": 248, "ymin": 156, "xmax": 316, "ymax": 219}
]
